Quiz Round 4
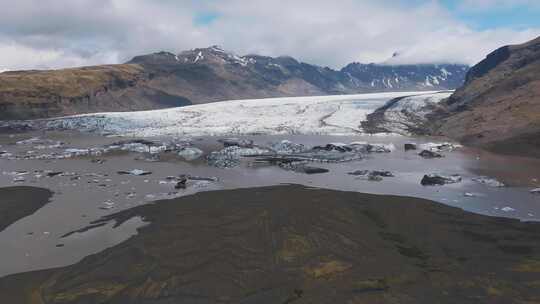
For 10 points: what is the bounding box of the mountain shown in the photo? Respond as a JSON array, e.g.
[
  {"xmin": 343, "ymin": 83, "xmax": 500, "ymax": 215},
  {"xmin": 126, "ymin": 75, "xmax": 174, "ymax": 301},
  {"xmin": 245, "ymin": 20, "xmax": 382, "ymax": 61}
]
[
  {"xmin": 437, "ymin": 36, "xmax": 540, "ymax": 157},
  {"xmin": 341, "ymin": 62, "xmax": 467, "ymax": 91},
  {"xmin": 0, "ymin": 45, "xmax": 468, "ymax": 120}
]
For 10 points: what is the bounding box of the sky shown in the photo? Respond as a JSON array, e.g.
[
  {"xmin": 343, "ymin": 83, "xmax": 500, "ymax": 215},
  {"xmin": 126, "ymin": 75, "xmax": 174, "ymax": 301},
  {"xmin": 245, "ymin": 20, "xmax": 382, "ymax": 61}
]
[{"xmin": 0, "ymin": 0, "xmax": 539, "ymax": 71}]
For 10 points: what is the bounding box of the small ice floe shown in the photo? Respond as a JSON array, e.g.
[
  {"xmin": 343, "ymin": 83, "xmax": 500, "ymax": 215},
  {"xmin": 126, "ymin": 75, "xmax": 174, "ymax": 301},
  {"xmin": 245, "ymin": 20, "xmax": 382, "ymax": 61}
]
[
  {"xmin": 13, "ymin": 176, "xmax": 26, "ymax": 183},
  {"xmin": 420, "ymin": 142, "xmax": 461, "ymax": 152},
  {"xmin": 117, "ymin": 169, "xmax": 152, "ymax": 176},
  {"xmin": 4, "ymin": 170, "xmax": 29, "ymax": 176},
  {"xmin": 464, "ymin": 192, "xmax": 475, "ymax": 197},
  {"xmin": 0, "ymin": 151, "xmax": 12, "ymax": 158},
  {"xmin": 348, "ymin": 142, "xmax": 395, "ymax": 153},
  {"xmin": 187, "ymin": 176, "xmax": 219, "ymax": 182},
  {"xmin": 269, "ymin": 140, "xmax": 306, "ymax": 154},
  {"xmin": 528, "ymin": 213, "xmax": 535, "ymax": 217},
  {"xmin": 421, "ymin": 174, "xmax": 462, "ymax": 186},
  {"xmin": 207, "ymin": 146, "xmax": 270, "ymax": 168},
  {"xmin": 177, "ymin": 147, "xmax": 203, "ymax": 161},
  {"xmin": 472, "ymin": 176, "xmax": 505, "ymax": 187},
  {"xmin": 126, "ymin": 192, "xmax": 137, "ymax": 199},
  {"xmin": 99, "ymin": 200, "xmax": 115, "ymax": 210},
  {"xmin": 530, "ymin": 188, "xmax": 540, "ymax": 195},
  {"xmin": 501, "ymin": 207, "xmax": 516, "ymax": 212},
  {"xmin": 108, "ymin": 139, "xmax": 168, "ymax": 154},
  {"xmin": 64, "ymin": 148, "xmax": 91, "ymax": 156},
  {"xmin": 348, "ymin": 170, "xmax": 394, "ymax": 182}
]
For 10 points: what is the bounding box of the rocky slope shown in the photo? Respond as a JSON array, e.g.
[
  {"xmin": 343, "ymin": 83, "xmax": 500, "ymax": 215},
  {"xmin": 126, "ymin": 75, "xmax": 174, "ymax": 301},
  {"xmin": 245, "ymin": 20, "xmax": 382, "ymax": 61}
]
[
  {"xmin": 0, "ymin": 46, "xmax": 468, "ymax": 120},
  {"xmin": 0, "ymin": 64, "xmax": 193, "ymax": 120},
  {"xmin": 438, "ymin": 36, "xmax": 540, "ymax": 157}
]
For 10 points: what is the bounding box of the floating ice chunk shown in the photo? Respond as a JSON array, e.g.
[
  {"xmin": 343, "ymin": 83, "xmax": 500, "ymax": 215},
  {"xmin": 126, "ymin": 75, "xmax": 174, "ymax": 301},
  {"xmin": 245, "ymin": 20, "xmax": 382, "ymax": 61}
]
[
  {"xmin": 501, "ymin": 207, "xmax": 515, "ymax": 212},
  {"xmin": 178, "ymin": 147, "xmax": 203, "ymax": 161},
  {"xmin": 64, "ymin": 148, "xmax": 90, "ymax": 156},
  {"xmin": 99, "ymin": 200, "xmax": 115, "ymax": 210},
  {"xmin": 420, "ymin": 142, "xmax": 461, "ymax": 152},
  {"xmin": 117, "ymin": 169, "xmax": 152, "ymax": 176},
  {"xmin": 530, "ymin": 188, "xmax": 540, "ymax": 195},
  {"xmin": 207, "ymin": 146, "xmax": 271, "ymax": 168},
  {"xmin": 13, "ymin": 176, "xmax": 26, "ymax": 183},
  {"xmin": 270, "ymin": 140, "xmax": 306, "ymax": 154},
  {"xmin": 472, "ymin": 177, "xmax": 505, "ymax": 187},
  {"xmin": 348, "ymin": 142, "xmax": 395, "ymax": 153}
]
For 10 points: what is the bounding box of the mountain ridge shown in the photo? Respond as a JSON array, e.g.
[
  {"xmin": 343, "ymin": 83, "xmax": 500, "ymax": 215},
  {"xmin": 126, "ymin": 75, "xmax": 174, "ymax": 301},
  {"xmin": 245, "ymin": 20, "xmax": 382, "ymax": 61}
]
[
  {"xmin": 0, "ymin": 45, "xmax": 468, "ymax": 120},
  {"xmin": 437, "ymin": 35, "xmax": 540, "ymax": 157}
]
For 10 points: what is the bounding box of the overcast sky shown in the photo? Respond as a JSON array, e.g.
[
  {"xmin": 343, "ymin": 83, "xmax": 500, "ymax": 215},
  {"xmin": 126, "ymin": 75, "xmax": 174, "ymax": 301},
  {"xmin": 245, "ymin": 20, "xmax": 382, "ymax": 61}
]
[{"xmin": 1, "ymin": 0, "xmax": 539, "ymax": 71}]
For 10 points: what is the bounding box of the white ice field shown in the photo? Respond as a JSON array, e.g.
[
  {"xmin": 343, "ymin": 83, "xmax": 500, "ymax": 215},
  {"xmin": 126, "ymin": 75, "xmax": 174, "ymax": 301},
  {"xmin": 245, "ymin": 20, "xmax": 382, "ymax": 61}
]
[{"xmin": 46, "ymin": 91, "xmax": 452, "ymax": 137}]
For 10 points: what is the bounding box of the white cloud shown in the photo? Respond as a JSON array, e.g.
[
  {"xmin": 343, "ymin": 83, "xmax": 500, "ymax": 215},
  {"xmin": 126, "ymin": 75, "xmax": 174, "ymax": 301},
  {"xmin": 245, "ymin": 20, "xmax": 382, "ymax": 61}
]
[{"xmin": 0, "ymin": 0, "xmax": 538, "ymax": 71}]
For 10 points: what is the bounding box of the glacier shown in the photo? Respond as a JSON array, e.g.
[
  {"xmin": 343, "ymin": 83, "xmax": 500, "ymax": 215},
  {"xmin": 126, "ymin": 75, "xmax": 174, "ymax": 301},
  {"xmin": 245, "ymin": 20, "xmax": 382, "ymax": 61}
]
[{"xmin": 44, "ymin": 91, "xmax": 450, "ymax": 137}]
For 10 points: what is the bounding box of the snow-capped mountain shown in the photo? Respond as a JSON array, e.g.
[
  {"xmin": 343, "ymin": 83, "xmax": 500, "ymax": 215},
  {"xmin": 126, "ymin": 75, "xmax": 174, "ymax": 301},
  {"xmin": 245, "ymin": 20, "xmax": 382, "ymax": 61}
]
[
  {"xmin": 0, "ymin": 45, "xmax": 468, "ymax": 120},
  {"xmin": 341, "ymin": 62, "xmax": 467, "ymax": 91},
  {"xmin": 130, "ymin": 45, "xmax": 468, "ymax": 94}
]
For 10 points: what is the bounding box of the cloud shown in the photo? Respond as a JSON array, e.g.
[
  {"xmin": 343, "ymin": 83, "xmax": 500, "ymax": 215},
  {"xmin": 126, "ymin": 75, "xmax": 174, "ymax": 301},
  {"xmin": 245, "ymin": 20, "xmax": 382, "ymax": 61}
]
[
  {"xmin": 457, "ymin": 0, "xmax": 540, "ymax": 10},
  {"xmin": 0, "ymin": 0, "xmax": 539, "ymax": 71}
]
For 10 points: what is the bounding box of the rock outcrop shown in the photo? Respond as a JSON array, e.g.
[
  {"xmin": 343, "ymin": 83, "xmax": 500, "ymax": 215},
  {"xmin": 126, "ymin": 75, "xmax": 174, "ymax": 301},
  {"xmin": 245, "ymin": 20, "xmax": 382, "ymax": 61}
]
[{"xmin": 438, "ymin": 36, "xmax": 540, "ymax": 157}]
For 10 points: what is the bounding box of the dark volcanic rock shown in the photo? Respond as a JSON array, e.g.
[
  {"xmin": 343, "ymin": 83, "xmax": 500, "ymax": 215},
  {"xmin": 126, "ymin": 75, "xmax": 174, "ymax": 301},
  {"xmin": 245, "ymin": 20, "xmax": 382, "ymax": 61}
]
[
  {"xmin": 404, "ymin": 143, "xmax": 417, "ymax": 151},
  {"xmin": 45, "ymin": 171, "xmax": 63, "ymax": 178},
  {"xmin": 2, "ymin": 185, "xmax": 540, "ymax": 303},
  {"xmin": 291, "ymin": 164, "xmax": 330, "ymax": 174},
  {"xmin": 421, "ymin": 174, "xmax": 462, "ymax": 186},
  {"xmin": 348, "ymin": 170, "xmax": 394, "ymax": 178},
  {"xmin": 174, "ymin": 176, "xmax": 188, "ymax": 189},
  {"xmin": 419, "ymin": 150, "xmax": 443, "ymax": 158},
  {"xmin": 313, "ymin": 143, "xmax": 353, "ymax": 152}
]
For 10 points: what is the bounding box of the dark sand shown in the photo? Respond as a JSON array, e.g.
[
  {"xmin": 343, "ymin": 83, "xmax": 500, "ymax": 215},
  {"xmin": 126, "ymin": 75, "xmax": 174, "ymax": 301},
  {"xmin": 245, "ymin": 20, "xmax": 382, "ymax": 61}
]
[
  {"xmin": 2, "ymin": 185, "xmax": 540, "ymax": 303},
  {"xmin": 0, "ymin": 187, "xmax": 52, "ymax": 232}
]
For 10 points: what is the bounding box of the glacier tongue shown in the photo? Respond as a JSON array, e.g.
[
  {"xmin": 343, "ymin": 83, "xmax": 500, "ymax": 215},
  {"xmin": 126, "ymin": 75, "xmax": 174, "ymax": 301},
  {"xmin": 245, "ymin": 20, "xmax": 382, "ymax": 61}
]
[{"xmin": 44, "ymin": 91, "xmax": 449, "ymax": 137}]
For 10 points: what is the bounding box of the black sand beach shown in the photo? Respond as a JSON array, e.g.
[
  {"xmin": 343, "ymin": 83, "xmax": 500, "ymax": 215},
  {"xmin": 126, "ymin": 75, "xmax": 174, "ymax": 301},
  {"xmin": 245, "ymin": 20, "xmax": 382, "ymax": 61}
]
[
  {"xmin": 2, "ymin": 184, "xmax": 540, "ymax": 303},
  {"xmin": 0, "ymin": 187, "xmax": 52, "ymax": 232}
]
